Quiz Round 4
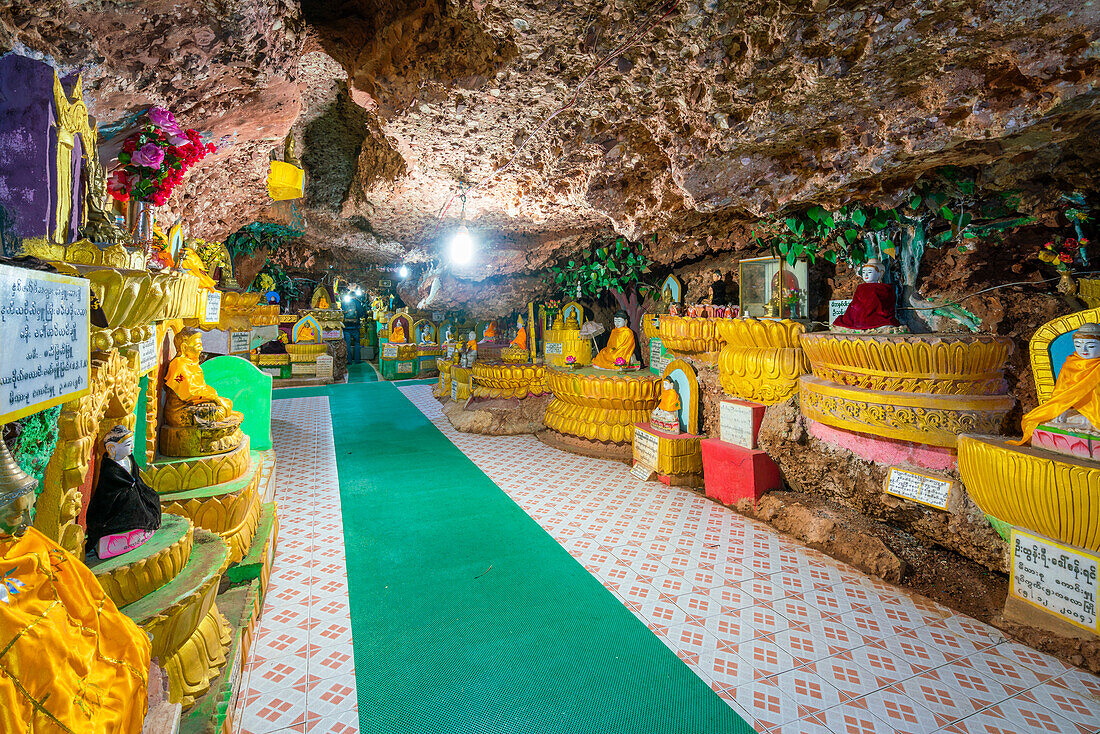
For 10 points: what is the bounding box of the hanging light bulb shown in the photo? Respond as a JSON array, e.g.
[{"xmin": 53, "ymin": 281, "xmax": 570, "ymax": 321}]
[
  {"xmin": 398, "ymin": 265, "xmax": 409, "ymax": 279},
  {"xmin": 450, "ymin": 191, "xmax": 475, "ymax": 266}
]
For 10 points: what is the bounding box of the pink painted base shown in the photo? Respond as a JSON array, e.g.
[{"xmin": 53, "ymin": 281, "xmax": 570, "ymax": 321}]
[
  {"xmin": 701, "ymin": 438, "xmax": 782, "ymax": 505},
  {"xmin": 807, "ymin": 419, "xmax": 957, "ymax": 473},
  {"xmin": 1032, "ymin": 427, "xmax": 1096, "ymax": 460}
]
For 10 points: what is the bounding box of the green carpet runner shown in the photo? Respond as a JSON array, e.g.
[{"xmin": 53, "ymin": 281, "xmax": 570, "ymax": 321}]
[{"xmin": 278, "ymin": 382, "xmax": 753, "ymax": 734}]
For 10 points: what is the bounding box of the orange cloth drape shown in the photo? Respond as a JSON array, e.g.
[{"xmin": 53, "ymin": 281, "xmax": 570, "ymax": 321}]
[
  {"xmin": 484, "ymin": 322, "xmax": 497, "ymax": 340},
  {"xmin": 592, "ymin": 327, "xmax": 636, "ymax": 369},
  {"xmin": 657, "ymin": 388, "xmax": 681, "ymax": 413},
  {"xmin": 1011, "ymin": 354, "xmax": 1100, "ymax": 445},
  {"xmin": 390, "ymin": 325, "xmax": 406, "ymax": 344},
  {"xmin": 511, "ymin": 328, "xmax": 527, "ymax": 351},
  {"xmin": 0, "ymin": 528, "xmax": 150, "ymax": 734}
]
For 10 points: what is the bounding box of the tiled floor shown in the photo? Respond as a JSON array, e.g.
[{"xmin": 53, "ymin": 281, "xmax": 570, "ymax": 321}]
[
  {"xmin": 234, "ymin": 396, "xmax": 360, "ymax": 734},
  {"xmin": 237, "ymin": 386, "xmax": 1100, "ymax": 734},
  {"xmin": 398, "ymin": 384, "xmax": 1100, "ymax": 734}
]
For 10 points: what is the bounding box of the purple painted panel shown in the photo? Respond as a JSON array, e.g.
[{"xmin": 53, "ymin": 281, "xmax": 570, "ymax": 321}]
[{"xmin": 0, "ymin": 54, "xmax": 57, "ymax": 241}]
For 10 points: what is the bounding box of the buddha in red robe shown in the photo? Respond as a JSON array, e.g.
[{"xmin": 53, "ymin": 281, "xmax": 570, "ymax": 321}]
[{"xmin": 832, "ymin": 258, "xmax": 901, "ymax": 331}]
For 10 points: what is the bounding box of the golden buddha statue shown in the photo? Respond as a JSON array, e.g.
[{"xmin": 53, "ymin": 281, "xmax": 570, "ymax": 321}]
[
  {"xmin": 1013, "ymin": 322, "xmax": 1100, "ymax": 444},
  {"xmin": 161, "ymin": 327, "xmax": 244, "ymax": 457},
  {"xmin": 592, "ymin": 310, "xmax": 636, "ymax": 370},
  {"xmin": 564, "ymin": 310, "xmax": 580, "ymax": 330},
  {"xmin": 511, "ymin": 316, "xmax": 527, "ymax": 351}
]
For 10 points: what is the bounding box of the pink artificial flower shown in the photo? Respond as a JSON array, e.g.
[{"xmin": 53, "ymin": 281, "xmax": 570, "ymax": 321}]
[
  {"xmin": 131, "ymin": 142, "xmax": 165, "ymax": 168},
  {"xmin": 148, "ymin": 106, "xmax": 180, "ymax": 133},
  {"xmin": 615, "ymin": 357, "xmax": 626, "ymax": 366}
]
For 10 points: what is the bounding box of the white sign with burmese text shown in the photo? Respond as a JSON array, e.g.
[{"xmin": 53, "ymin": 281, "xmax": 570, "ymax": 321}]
[
  {"xmin": 829, "ymin": 299, "xmax": 852, "ymax": 325},
  {"xmin": 204, "ymin": 290, "xmax": 222, "ymax": 324},
  {"xmin": 138, "ymin": 329, "xmax": 158, "ymax": 375},
  {"xmin": 720, "ymin": 401, "xmax": 756, "ymax": 449},
  {"xmin": 0, "ymin": 264, "xmax": 91, "ymax": 422},
  {"xmin": 1011, "ymin": 528, "xmax": 1099, "ymax": 633},
  {"xmin": 886, "ymin": 468, "xmax": 952, "ymax": 510},
  {"xmin": 634, "ymin": 427, "xmax": 660, "ymax": 472}
]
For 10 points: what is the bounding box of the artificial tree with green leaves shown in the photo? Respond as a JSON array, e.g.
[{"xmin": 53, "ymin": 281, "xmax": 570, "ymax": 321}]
[
  {"xmin": 750, "ymin": 168, "xmax": 1035, "ymax": 330},
  {"xmin": 549, "ymin": 236, "xmax": 654, "ymax": 361},
  {"xmin": 224, "ymin": 222, "xmax": 304, "ymax": 290}
]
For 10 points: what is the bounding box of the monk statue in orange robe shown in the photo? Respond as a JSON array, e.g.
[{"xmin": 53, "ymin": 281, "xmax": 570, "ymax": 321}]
[
  {"xmin": 592, "ymin": 310, "xmax": 636, "ymax": 370},
  {"xmin": 832, "ymin": 259, "xmax": 903, "ymax": 332},
  {"xmin": 650, "ymin": 377, "xmax": 682, "ymax": 433},
  {"xmin": 1013, "ymin": 322, "xmax": 1100, "ymax": 445},
  {"xmin": 510, "ymin": 316, "xmax": 527, "ymax": 350},
  {"xmin": 390, "ymin": 321, "xmax": 407, "ymax": 343},
  {"xmin": 483, "ymin": 320, "xmax": 498, "ymax": 341}
]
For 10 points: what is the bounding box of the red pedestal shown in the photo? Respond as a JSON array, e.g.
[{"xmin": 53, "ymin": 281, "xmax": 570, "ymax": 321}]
[{"xmin": 701, "ymin": 438, "xmax": 782, "ymax": 505}]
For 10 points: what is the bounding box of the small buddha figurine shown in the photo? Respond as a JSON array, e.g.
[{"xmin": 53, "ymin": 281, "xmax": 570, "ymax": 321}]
[
  {"xmin": 1013, "ymin": 322, "xmax": 1100, "ymax": 444},
  {"xmin": 832, "ymin": 258, "xmax": 902, "ymax": 331},
  {"xmin": 650, "ymin": 378, "xmax": 682, "ymax": 434},
  {"xmin": 463, "ymin": 331, "xmax": 478, "ymax": 368},
  {"xmin": 298, "ymin": 320, "xmax": 318, "ymax": 343},
  {"xmin": 511, "ymin": 316, "xmax": 527, "ymax": 350},
  {"xmin": 564, "ymin": 310, "xmax": 580, "ymax": 330},
  {"xmin": 390, "ymin": 320, "xmax": 407, "ymax": 343},
  {"xmin": 592, "ymin": 310, "xmax": 637, "ymax": 370},
  {"xmin": 164, "ymin": 327, "xmax": 236, "ymax": 427},
  {"xmin": 483, "ymin": 320, "xmax": 498, "ymax": 342},
  {"xmin": 444, "ymin": 326, "xmax": 454, "ymax": 344},
  {"xmin": 86, "ymin": 426, "xmax": 161, "ymax": 559}
]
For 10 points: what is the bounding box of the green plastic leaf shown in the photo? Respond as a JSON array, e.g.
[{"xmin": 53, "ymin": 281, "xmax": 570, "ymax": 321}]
[
  {"xmin": 825, "ymin": 251, "xmax": 838, "ymax": 263},
  {"xmin": 844, "ymin": 229, "xmax": 858, "ymax": 243},
  {"xmin": 850, "ymin": 209, "xmax": 867, "ymax": 227}
]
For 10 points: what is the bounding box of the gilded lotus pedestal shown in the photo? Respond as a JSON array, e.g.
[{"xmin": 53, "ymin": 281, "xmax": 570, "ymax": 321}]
[
  {"xmin": 543, "ymin": 327, "xmax": 593, "ymax": 367},
  {"xmin": 800, "ymin": 332, "xmax": 1015, "ymax": 448},
  {"xmin": 543, "ymin": 366, "xmax": 662, "ymax": 450},
  {"xmin": 472, "ymin": 362, "xmax": 548, "ymax": 399},
  {"xmin": 717, "ymin": 318, "xmax": 809, "ymax": 404},
  {"xmin": 660, "ymin": 316, "xmax": 721, "ymax": 364}
]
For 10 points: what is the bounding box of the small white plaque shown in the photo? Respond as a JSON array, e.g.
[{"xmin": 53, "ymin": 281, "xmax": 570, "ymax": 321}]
[
  {"xmin": 138, "ymin": 330, "xmax": 158, "ymax": 375},
  {"xmin": 633, "ymin": 427, "xmax": 660, "ymax": 472},
  {"xmin": 1011, "ymin": 528, "xmax": 1099, "ymax": 633},
  {"xmin": 397, "ymin": 361, "xmax": 414, "ymax": 374},
  {"xmin": 886, "ymin": 468, "xmax": 952, "ymax": 510},
  {"xmin": 631, "ymin": 463, "xmax": 654, "ymax": 481},
  {"xmin": 829, "ymin": 299, "xmax": 853, "ymax": 325},
  {"xmin": 451, "ymin": 379, "xmax": 459, "ymax": 400},
  {"xmin": 261, "ymin": 368, "xmax": 282, "ymax": 377},
  {"xmin": 545, "ymin": 342, "xmax": 563, "ymax": 356},
  {"xmin": 200, "ymin": 329, "xmax": 230, "ymax": 355},
  {"xmin": 230, "ymin": 331, "xmax": 251, "ymax": 353},
  {"xmin": 203, "ymin": 290, "xmax": 222, "ymax": 323},
  {"xmin": 383, "ymin": 343, "xmax": 399, "ymax": 358},
  {"xmin": 0, "ymin": 264, "xmax": 91, "ymax": 422},
  {"xmin": 720, "ymin": 401, "xmax": 757, "ymax": 449}
]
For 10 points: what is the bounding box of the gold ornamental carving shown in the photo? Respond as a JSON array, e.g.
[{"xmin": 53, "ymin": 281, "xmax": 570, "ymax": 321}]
[
  {"xmin": 142, "ymin": 438, "xmax": 251, "ymax": 494},
  {"xmin": 715, "ymin": 318, "xmax": 809, "ymax": 405},
  {"xmin": 544, "ymin": 368, "xmax": 661, "ymax": 444},
  {"xmin": 659, "ymin": 316, "xmax": 720, "ymax": 363},
  {"xmin": 800, "ymin": 333, "xmax": 1014, "ymax": 396},
  {"xmin": 472, "ymin": 363, "xmax": 548, "ymax": 399},
  {"xmin": 958, "ymin": 435, "xmax": 1100, "ymax": 553},
  {"xmin": 162, "ymin": 605, "xmax": 232, "ymax": 708},
  {"xmin": 799, "ymin": 376, "xmax": 1014, "ymax": 448}
]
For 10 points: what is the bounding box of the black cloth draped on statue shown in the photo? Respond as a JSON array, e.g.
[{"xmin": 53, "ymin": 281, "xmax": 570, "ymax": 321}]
[{"xmin": 85, "ymin": 454, "xmax": 162, "ymax": 550}]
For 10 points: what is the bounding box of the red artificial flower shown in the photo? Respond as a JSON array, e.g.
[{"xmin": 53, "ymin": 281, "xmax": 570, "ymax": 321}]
[{"xmin": 1060, "ymin": 252, "xmax": 1074, "ymax": 264}]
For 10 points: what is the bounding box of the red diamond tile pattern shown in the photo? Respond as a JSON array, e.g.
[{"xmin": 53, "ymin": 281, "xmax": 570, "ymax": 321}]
[
  {"xmin": 235, "ymin": 397, "xmax": 358, "ymax": 734},
  {"xmin": 394, "ymin": 384, "xmax": 1100, "ymax": 734}
]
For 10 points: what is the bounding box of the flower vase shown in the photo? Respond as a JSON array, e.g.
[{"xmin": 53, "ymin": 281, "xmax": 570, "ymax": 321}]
[
  {"xmin": 135, "ymin": 201, "xmax": 155, "ymax": 259},
  {"xmin": 1057, "ymin": 270, "xmax": 1078, "ymax": 296}
]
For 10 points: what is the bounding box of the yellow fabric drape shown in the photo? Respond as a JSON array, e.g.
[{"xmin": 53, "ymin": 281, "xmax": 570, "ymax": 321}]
[
  {"xmin": 0, "ymin": 528, "xmax": 150, "ymax": 734},
  {"xmin": 1012, "ymin": 354, "xmax": 1100, "ymax": 445},
  {"xmin": 390, "ymin": 325, "xmax": 406, "ymax": 344},
  {"xmin": 592, "ymin": 327, "xmax": 636, "ymax": 369},
  {"xmin": 511, "ymin": 328, "xmax": 527, "ymax": 351}
]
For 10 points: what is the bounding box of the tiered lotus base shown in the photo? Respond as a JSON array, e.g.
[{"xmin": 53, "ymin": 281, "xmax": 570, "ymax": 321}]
[
  {"xmin": 717, "ymin": 318, "xmax": 808, "ymax": 404},
  {"xmin": 660, "ymin": 315, "xmax": 721, "ymax": 365},
  {"xmin": 542, "ymin": 367, "xmax": 661, "ymax": 457},
  {"xmin": 92, "ymin": 441, "xmax": 280, "ymax": 731},
  {"xmin": 799, "ymin": 332, "xmax": 1015, "ymax": 449},
  {"xmin": 632, "ymin": 423, "xmax": 703, "ymax": 487},
  {"xmin": 472, "ymin": 362, "xmax": 548, "ymax": 399}
]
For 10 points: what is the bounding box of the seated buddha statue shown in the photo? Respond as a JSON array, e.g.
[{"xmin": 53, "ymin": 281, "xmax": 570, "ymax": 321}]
[
  {"xmin": 86, "ymin": 425, "xmax": 161, "ymax": 559},
  {"xmin": 832, "ymin": 258, "xmax": 903, "ymax": 331},
  {"xmin": 1013, "ymin": 322, "xmax": 1100, "ymax": 445},
  {"xmin": 592, "ymin": 310, "xmax": 636, "ymax": 370},
  {"xmin": 650, "ymin": 378, "xmax": 682, "ymax": 434},
  {"xmin": 511, "ymin": 316, "xmax": 527, "ymax": 350},
  {"xmin": 483, "ymin": 320, "xmax": 498, "ymax": 342},
  {"xmin": 462, "ymin": 331, "xmax": 478, "ymax": 368},
  {"xmin": 390, "ymin": 321, "xmax": 407, "ymax": 343}
]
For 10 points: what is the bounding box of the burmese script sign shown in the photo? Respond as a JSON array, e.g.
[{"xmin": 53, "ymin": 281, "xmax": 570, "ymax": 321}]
[
  {"xmin": 0, "ymin": 264, "xmax": 90, "ymax": 423},
  {"xmin": 138, "ymin": 330, "xmax": 158, "ymax": 375},
  {"xmin": 203, "ymin": 290, "xmax": 222, "ymax": 324},
  {"xmin": 633, "ymin": 427, "xmax": 660, "ymax": 472},
  {"xmin": 720, "ymin": 400, "xmax": 757, "ymax": 449},
  {"xmin": 382, "ymin": 344, "xmax": 399, "ymax": 359},
  {"xmin": 1011, "ymin": 528, "xmax": 1099, "ymax": 633},
  {"xmin": 649, "ymin": 339, "xmax": 671, "ymax": 375},
  {"xmin": 886, "ymin": 467, "xmax": 952, "ymax": 510},
  {"xmin": 545, "ymin": 342, "xmax": 563, "ymax": 356}
]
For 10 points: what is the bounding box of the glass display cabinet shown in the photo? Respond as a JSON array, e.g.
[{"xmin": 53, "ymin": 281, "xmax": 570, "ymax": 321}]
[{"xmin": 739, "ymin": 256, "xmax": 809, "ymax": 320}]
